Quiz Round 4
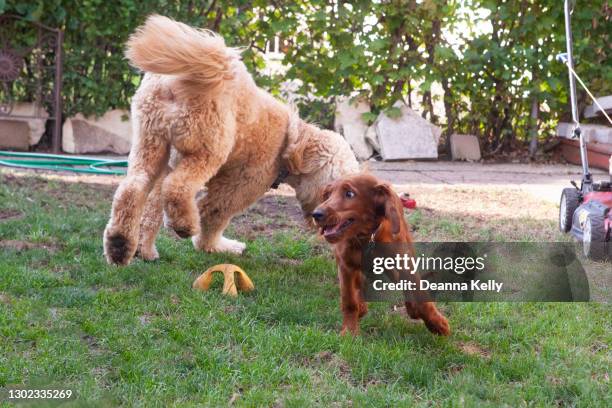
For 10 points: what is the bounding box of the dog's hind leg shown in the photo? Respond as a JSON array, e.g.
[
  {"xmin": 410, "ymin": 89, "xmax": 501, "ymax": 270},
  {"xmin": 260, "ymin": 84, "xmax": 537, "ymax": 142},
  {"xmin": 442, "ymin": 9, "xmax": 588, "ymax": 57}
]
[
  {"xmin": 104, "ymin": 135, "xmax": 169, "ymax": 265},
  {"xmin": 192, "ymin": 162, "xmax": 277, "ymax": 254},
  {"xmin": 136, "ymin": 165, "xmax": 169, "ymax": 261}
]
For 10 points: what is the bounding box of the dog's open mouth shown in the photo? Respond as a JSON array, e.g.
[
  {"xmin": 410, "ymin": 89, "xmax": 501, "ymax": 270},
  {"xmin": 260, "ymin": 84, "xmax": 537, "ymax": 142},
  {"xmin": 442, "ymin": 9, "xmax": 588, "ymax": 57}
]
[{"xmin": 321, "ymin": 218, "xmax": 354, "ymax": 239}]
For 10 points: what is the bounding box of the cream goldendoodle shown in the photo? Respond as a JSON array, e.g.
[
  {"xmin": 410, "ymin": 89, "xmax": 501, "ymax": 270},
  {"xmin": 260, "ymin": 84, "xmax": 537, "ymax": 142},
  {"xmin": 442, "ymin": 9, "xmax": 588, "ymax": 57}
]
[{"xmin": 103, "ymin": 15, "xmax": 359, "ymax": 265}]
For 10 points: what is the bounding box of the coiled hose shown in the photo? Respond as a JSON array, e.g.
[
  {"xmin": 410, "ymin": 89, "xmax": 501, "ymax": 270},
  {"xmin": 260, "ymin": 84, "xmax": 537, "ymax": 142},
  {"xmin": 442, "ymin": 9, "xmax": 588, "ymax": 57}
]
[{"xmin": 0, "ymin": 151, "xmax": 127, "ymax": 175}]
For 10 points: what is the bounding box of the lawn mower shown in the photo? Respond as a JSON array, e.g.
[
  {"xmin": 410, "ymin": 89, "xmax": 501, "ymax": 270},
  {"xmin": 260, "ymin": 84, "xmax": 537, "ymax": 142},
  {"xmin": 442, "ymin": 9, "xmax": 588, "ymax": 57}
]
[{"xmin": 557, "ymin": 0, "xmax": 612, "ymax": 260}]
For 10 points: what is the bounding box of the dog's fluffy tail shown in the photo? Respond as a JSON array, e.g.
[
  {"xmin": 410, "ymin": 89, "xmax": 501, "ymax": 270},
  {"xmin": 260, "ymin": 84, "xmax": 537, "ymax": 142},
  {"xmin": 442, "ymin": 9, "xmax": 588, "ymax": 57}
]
[{"xmin": 125, "ymin": 15, "xmax": 240, "ymax": 95}]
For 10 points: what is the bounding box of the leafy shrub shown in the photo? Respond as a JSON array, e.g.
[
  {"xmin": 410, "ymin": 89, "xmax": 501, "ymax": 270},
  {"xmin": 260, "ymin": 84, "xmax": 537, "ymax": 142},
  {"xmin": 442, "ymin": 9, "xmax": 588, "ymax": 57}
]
[{"xmin": 2, "ymin": 0, "xmax": 610, "ymax": 155}]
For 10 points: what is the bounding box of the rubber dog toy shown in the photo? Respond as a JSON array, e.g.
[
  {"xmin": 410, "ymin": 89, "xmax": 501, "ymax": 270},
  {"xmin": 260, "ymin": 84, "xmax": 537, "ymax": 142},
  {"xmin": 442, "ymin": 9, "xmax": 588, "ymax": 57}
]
[
  {"xmin": 192, "ymin": 264, "xmax": 254, "ymax": 297},
  {"xmin": 399, "ymin": 192, "xmax": 417, "ymax": 209}
]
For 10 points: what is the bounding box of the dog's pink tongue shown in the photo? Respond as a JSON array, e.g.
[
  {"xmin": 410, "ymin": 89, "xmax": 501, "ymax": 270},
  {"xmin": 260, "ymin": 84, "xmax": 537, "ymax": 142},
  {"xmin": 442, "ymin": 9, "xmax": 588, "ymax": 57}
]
[{"xmin": 323, "ymin": 223, "xmax": 341, "ymax": 237}]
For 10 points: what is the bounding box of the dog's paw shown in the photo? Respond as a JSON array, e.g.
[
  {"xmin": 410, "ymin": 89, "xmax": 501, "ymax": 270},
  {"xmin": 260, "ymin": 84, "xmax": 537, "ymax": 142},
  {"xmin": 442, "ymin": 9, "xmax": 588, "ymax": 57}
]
[
  {"xmin": 423, "ymin": 314, "xmax": 451, "ymax": 336},
  {"xmin": 340, "ymin": 324, "xmax": 359, "ymax": 336},
  {"xmin": 164, "ymin": 201, "xmax": 200, "ymax": 238},
  {"xmin": 164, "ymin": 220, "xmax": 199, "ymax": 239},
  {"xmin": 137, "ymin": 244, "xmax": 160, "ymax": 261},
  {"xmin": 104, "ymin": 230, "xmax": 136, "ymax": 265},
  {"xmin": 194, "ymin": 235, "xmax": 246, "ymax": 255},
  {"xmin": 173, "ymin": 225, "xmax": 198, "ymax": 239}
]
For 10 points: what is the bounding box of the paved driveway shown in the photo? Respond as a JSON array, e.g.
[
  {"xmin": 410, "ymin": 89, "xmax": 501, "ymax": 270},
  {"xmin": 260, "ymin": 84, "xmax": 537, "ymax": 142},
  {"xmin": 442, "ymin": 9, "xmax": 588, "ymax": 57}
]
[
  {"xmin": 1, "ymin": 157, "xmax": 609, "ymax": 205},
  {"xmin": 369, "ymin": 160, "xmax": 609, "ymax": 204}
]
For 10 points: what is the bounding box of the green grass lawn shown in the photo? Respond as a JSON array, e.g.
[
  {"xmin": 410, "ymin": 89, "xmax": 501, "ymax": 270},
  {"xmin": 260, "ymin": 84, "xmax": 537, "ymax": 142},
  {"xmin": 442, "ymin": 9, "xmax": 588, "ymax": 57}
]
[{"xmin": 0, "ymin": 171, "xmax": 610, "ymax": 407}]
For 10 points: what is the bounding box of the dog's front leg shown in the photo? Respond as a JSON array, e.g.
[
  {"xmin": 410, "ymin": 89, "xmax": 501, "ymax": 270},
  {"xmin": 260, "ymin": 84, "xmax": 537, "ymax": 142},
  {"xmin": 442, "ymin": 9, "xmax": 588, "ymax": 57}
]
[
  {"xmin": 162, "ymin": 144, "xmax": 231, "ymax": 239},
  {"xmin": 403, "ymin": 274, "xmax": 451, "ymax": 336},
  {"xmin": 338, "ymin": 265, "xmax": 362, "ymax": 336},
  {"xmin": 409, "ymin": 301, "xmax": 451, "ymax": 336},
  {"xmin": 355, "ymin": 271, "xmax": 368, "ymax": 318},
  {"xmin": 192, "ymin": 161, "xmax": 277, "ymax": 254},
  {"xmin": 104, "ymin": 136, "xmax": 169, "ymax": 265}
]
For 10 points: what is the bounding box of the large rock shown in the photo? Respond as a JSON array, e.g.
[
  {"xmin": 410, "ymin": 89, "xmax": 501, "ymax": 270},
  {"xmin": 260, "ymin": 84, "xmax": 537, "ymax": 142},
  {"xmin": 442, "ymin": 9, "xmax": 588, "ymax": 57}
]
[
  {"xmin": 365, "ymin": 124, "xmax": 380, "ymax": 152},
  {"xmin": 62, "ymin": 109, "xmax": 132, "ymax": 154},
  {"xmin": 334, "ymin": 97, "xmax": 373, "ymax": 160},
  {"xmin": 582, "ymin": 125, "xmax": 612, "ymax": 145},
  {"xmin": 0, "ymin": 102, "xmax": 48, "ymax": 147},
  {"xmin": 0, "ymin": 120, "xmax": 30, "ymax": 150},
  {"xmin": 584, "ymin": 95, "xmax": 612, "ymax": 118},
  {"xmin": 556, "ymin": 122, "xmax": 574, "ymax": 139},
  {"xmin": 375, "ymin": 103, "xmax": 441, "ymax": 160},
  {"xmin": 556, "ymin": 122, "xmax": 612, "ymax": 144},
  {"xmin": 450, "ymin": 134, "xmax": 481, "ymax": 161}
]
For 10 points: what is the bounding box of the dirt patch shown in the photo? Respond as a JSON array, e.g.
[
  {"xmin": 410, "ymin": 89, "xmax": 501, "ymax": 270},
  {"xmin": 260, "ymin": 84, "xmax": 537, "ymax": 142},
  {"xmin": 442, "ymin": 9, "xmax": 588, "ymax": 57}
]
[
  {"xmin": 305, "ymin": 351, "xmax": 385, "ymax": 389},
  {"xmin": 49, "ymin": 308, "xmax": 61, "ymax": 320},
  {"xmin": 228, "ymin": 392, "xmax": 241, "ymax": 405},
  {"xmin": 0, "ymin": 170, "xmax": 116, "ymax": 207},
  {"xmin": 446, "ymin": 363, "xmax": 465, "ymax": 376},
  {"xmin": 0, "ymin": 240, "xmax": 61, "ymax": 253},
  {"xmin": 457, "ymin": 341, "xmax": 492, "ymax": 359},
  {"xmin": 1, "ymin": 168, "xmax": 121, "ymax": 188},
  {"xmin": 91, "ymin": 366, "xmax": 111, "ymax": 380},
  {"xmin": 232, "ymin": 195, "xmax": 310, "ymax": 239},
  {"xmin": 591, "ymin": 372, "xmax": 609, "ymax": 383},
  {"xmin": 0, "ymin": 209, "xmax": 24, "ymax": 222},
  {"xmin": 82, "ymin": 334, "xmax": 105, "ymax": 356},
  {"xmin": 3, "ymin": 174, "xmax": 33, "ymax": 191},
  {"xmin": 389, "ymin": 304, "xmax": 421, "ymax": 322},
  {"xmin": 590, "ymin": 340, "xmax": 608, "ymax": 354},
  {"xmin": 278, "ymin": 258, "xmax": 303, "ymax": 266},
  {"xmin": 306, "ymin": 351, "xmax": 353, "ymax": 383},
  {"xmin": 139, "ymin": 313, "xmax": 154, "ymax": 326},
  {"xmin": 0, "ymin": 292, "xmax": 12, "ymax": 304},
  {"xmin": 223, "ymin": 305, "xmax": 239, "ymax": 314}
]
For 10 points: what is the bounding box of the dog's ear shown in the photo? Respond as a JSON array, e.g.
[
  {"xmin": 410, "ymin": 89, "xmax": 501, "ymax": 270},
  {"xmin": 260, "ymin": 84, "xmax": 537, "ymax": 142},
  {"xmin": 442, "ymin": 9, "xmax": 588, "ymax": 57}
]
[
  {"xmin": 319, "ymin": 182, "xmax": 333, "ymax": 201},
  {"xmin": 283, "ymin": 120, "xmax": 332, "ymax": 175},
  {"xmin": 284, "ymin": 134, "xmax": 322, "ymax": 175},
  {"xmin": 374, "ymin": 183, "xmax": 402, "ymax": 235}
]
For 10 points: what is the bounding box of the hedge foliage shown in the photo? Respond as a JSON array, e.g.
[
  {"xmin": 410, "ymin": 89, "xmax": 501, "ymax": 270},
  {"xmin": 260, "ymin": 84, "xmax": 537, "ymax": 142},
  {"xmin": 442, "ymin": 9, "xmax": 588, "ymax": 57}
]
[{"xmin": 2, "ymin": 0, "xmax": 610, "ymax": 155}]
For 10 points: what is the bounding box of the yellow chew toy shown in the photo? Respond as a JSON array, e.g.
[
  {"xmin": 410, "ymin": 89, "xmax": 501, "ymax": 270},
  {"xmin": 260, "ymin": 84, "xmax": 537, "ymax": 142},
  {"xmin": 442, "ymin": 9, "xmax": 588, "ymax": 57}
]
[{"xmin": 192, "ymin": 264, "xmax": 255, "ymax": 297}]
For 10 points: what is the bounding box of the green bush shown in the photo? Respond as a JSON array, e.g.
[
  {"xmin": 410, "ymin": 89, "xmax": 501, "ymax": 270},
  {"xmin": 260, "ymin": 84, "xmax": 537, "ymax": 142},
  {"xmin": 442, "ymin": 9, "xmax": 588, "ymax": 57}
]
[
  {"xmin": 2, "ymin": 0, "xmax": 281, "ymax": 117},
  {"xmin": 2, "ymin": 0, "xmax": 610, "ymax": 154}
]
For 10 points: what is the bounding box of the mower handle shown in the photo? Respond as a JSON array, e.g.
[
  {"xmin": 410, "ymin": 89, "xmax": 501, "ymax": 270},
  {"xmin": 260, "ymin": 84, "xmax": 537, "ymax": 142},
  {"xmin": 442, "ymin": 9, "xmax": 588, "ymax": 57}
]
[{"xmin": 563, "ymin": 0, "xmax": 591, "ymax": 185}]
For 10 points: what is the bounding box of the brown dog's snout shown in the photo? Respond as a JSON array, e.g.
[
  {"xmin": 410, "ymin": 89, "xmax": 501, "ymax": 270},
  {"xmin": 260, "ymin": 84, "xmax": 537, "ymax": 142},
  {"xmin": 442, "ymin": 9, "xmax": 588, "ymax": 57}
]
[{"xmin": 311, "ymin": 208, "xmax": 326, "ymax": 222}]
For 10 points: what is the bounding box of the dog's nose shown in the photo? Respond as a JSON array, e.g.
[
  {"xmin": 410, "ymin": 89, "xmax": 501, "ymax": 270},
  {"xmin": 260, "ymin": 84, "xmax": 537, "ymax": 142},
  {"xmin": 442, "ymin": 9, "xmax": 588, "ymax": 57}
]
[{"xmin": 311, "ymin": 208, "xmax": 326, "ymax": 221}]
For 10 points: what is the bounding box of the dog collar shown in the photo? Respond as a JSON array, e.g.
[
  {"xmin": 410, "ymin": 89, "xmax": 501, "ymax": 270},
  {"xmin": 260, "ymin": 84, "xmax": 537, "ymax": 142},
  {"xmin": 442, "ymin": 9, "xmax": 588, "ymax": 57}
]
[
  {"xmin": 270, "ymin": 166, "xmax": 290, "ymax": 189},
  {"xmin": 369, "ymin": 223, "xmax": 383, "ymax": 242}
]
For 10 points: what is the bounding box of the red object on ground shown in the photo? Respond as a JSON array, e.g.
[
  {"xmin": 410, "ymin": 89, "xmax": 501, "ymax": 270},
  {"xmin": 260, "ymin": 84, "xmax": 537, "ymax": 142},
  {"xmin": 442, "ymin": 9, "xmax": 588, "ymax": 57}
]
[{"xmin": 400, "ymin": 194, "xmax": 417, "ymax": 209}]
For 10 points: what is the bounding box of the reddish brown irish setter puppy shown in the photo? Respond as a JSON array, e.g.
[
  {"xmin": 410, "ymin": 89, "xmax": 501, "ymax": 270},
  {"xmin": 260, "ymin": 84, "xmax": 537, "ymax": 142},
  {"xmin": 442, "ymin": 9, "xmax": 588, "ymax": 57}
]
[{"xmin": 312, "ymin": 173, "xmax": 450, "ymax": 336}]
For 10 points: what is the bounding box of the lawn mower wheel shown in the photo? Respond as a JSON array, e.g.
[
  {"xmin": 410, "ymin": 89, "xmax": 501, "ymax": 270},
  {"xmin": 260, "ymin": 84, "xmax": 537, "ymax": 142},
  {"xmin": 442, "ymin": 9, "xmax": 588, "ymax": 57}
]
[
  {"xmin": 582, "ymin": 213, "xmax": 609, "ymax": 260},
  {"xmin": 559, "ymin": 188, "xmax": 581, "ymax": 233}
]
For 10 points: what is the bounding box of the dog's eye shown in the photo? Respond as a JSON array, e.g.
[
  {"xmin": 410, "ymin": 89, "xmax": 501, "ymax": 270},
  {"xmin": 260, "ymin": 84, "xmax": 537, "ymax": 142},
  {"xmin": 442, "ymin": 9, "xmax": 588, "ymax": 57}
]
[{"xmin": 345, "ymin": 190, "xmax": 355, "ymax": 199}]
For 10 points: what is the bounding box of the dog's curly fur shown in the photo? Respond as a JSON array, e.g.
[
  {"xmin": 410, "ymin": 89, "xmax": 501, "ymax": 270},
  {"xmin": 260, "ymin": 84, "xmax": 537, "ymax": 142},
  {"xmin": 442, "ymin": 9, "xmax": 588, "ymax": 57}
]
[{"xmin": 103, "ymin": 15, "xmax": 359, "ymax": 265}]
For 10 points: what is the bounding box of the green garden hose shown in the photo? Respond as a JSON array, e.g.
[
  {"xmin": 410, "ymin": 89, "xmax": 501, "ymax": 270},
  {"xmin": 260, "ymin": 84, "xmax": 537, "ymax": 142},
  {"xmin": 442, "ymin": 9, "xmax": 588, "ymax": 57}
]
[{"xmin": 0, "ymin": 151, "xmax": 127, "ymax": 175}]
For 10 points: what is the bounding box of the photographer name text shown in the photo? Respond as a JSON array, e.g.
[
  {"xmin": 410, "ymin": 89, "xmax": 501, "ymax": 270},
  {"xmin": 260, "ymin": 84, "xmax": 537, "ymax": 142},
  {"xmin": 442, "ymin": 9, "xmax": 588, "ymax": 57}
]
[{"xmin": 372, "ymin": 279, "xmax": 503, "ymax": 293}]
